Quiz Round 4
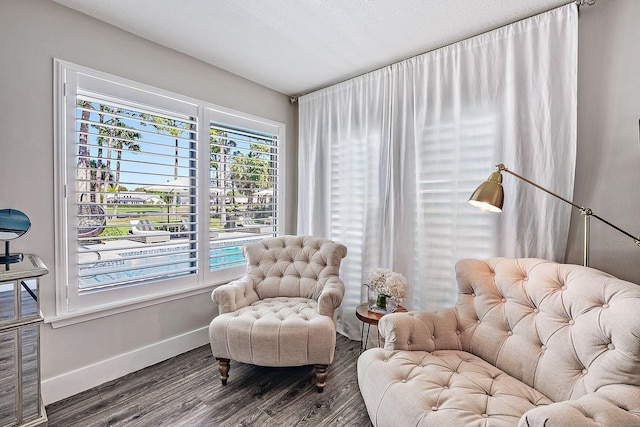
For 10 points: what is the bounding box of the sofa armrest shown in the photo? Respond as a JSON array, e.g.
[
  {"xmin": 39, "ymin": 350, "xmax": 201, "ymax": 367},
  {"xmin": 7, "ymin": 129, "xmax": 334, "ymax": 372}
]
[
  {"xmin": 212, "ymin": 276, "xmax": 259, "ymax": 314},
  {"xmin": 518, "ymin": 393, "xmax": 640, "ymax": 427},
  {"xmin": 317, "ymin": 276, "xmax": 345, "ymax": 317},
  {"xmin": 378, "ymin": 308, "xmax": 461, "ymax": 351}
]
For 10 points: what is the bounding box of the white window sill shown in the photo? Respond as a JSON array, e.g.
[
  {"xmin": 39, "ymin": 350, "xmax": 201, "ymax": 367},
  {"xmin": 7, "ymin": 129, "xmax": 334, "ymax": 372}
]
[{"xmin": 44, "ymin": 281, "xmax": 227, "ymax": 328}]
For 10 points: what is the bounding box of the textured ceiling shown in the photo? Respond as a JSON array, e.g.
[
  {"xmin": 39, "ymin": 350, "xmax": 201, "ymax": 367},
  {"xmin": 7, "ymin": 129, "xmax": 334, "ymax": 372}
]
[{"xmin": 52, "ymin": 0, "xmax": 572, "ymax": 96}]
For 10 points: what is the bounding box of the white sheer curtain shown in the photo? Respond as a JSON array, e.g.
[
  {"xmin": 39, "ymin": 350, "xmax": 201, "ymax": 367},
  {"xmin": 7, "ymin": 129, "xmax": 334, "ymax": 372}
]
[{"xmin": 298, "ymin": 5, "xmax": 577, "ymax": 339}]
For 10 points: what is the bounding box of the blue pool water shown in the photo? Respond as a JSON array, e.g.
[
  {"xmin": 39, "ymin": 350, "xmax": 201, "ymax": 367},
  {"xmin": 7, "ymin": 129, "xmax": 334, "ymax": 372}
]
[
  {"xmin": 79, "ymin": 245, "xmax": 246, "ymax": 288},
  {"xmin": 209, "ymin": 246, "xmax": 246, "ymax": 270}
]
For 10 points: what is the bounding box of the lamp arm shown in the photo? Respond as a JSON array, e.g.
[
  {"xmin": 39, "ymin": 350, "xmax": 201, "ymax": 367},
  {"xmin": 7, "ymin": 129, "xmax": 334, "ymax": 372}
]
[
  {"xmin": 497, "ymin": 164, "xmax": 640, "ymax": 247},
  {"xmin": 590, "ymin": 213, "xmax": 640, "ymax": 247},
  {"xmin": 498, "ymin": 164, "xmax": 584, "ymax": 211}
]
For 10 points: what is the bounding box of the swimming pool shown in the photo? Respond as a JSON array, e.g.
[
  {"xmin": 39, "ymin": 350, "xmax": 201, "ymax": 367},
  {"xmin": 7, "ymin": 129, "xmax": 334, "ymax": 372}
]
[{"xmin": 78, "ymin": 244, "xmax": 246, "ymax": 289}]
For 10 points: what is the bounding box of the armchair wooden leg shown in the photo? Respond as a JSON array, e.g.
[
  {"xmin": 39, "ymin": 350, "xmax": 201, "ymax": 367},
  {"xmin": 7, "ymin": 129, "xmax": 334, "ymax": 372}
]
[
  {"xmin": 314, "ymin": 364, "xmax": 328, "ymax": 392},
  {"xmin": 216, "ymin": 358, "xmax": 230, "ymax": 385}
]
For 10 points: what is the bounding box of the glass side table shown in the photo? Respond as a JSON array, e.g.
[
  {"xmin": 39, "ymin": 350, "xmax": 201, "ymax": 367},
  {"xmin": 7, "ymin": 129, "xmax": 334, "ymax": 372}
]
[{"xmin": 0, "ymin": 254, "xmax": 48, "ymax": 427}]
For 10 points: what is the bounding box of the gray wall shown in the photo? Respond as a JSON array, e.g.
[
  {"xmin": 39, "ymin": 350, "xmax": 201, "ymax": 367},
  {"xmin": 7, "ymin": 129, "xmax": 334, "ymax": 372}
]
[
  {"xmin": 0, "ymin": 0, "xmax": 297, "ymax": 403},
  {"xmin": 567, "ymin": 0, "xmax": 640, "ymax": 284}
]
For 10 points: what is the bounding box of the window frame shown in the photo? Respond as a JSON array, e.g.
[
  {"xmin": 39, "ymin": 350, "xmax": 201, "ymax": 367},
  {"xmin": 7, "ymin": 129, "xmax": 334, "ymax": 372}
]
[{"xmin": 50, "ymin": 59, "xmax": 286, "ymax": 327}]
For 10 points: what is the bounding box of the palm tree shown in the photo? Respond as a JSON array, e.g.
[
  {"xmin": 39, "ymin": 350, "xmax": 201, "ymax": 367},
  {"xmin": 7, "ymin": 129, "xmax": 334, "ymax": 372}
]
[
  {"xmin": 210, "ymin": 129, "xmax": 237, "ymax": 227},
  {"xmin": 93, "ymin": 106, "xmax": 109, "ymax": 208},
  {"xmin": 76, "ymin": 100, "xmax": 92, "ymax": 203},
  {"xmin": 229, "ymin": 143, "xmax": 270, "ymax": 213},
  {"xmin": 112, "ymin": 129, "xmax": 141, "ymax": 216},
  {"xmin": 93, "ymin": 106, "xmax": 142, "ymax": 215}
]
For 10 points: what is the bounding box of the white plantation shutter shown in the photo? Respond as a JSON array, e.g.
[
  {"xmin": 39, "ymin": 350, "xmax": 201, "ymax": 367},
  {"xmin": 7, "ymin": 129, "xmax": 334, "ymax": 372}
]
[
  {"xmin": 74, "ymin": 95, "xmax": 199, "ymax": 291},
  {"xmin": 207, "ymin": 122, "xmax": 279, "ymax": 270},
  {"xmin": 328, "ymin": 134, "xmax": 373, "ymax": 339},
  {"xmin": 413, "ymin": 117, "xmax": 495, "ymax": 309}
]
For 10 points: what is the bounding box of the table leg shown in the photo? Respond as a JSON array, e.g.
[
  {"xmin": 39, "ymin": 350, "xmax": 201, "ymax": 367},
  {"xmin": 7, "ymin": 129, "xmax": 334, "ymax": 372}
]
[{"xmin": 360, "ymin": 323, "xmax": 371, "ymax": 354}]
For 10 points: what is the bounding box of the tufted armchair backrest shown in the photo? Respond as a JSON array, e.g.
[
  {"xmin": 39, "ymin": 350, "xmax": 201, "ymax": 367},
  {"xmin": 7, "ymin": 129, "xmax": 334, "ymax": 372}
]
[
  {"xmin": 244, "ymin": 235, "xmax": 347, "ymax": 300},
  {"xmin": 455, "ymin": 257, "xmax": 640, "ymax": 403}
]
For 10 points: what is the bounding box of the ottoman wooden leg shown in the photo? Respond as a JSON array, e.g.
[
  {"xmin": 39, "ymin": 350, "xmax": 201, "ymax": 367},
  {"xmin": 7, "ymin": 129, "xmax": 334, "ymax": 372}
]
[
  {"xmin": 314, "ymin": 364, "xmax": 328, "ymax": 392},
  {"xmin": 217, "ymin": 358, "xmax": 230, "ymax": 385}
]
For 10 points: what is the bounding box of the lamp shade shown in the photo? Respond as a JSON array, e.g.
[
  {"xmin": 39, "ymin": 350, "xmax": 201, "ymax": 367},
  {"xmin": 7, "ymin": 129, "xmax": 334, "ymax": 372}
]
[{"xmin": 468, "ymin": 171, "xmax": 504, "ymax": 212}]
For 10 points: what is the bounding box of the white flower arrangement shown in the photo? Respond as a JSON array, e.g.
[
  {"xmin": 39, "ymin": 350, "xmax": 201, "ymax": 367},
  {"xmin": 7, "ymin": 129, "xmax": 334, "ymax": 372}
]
[{"xmin": 367, "ymin": 268, "xmax": 408, "ymax": 303}]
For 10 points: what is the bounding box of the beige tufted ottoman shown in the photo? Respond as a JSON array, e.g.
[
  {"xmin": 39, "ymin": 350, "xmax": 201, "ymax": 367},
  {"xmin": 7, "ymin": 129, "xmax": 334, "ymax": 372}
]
[
  {"xmin": 358, "ymin": 258, "xmax": 640, "ymax": 426},
  {"xmin": 210, "ymin": 297, "xmax": 336, "ymax": 369}
]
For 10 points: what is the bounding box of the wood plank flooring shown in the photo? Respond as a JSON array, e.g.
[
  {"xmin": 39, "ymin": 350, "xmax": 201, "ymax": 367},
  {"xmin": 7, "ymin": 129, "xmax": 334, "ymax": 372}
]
[{"xmin": 45, "ymin": 334, "xmax": 373, "ymax": 427}]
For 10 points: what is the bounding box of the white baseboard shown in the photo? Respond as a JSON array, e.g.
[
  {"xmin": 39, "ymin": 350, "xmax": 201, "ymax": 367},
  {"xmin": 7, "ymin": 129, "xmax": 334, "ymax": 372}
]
[{"xmin": 42, "ymin": 326, "xmax": 209, "ymax": 405}]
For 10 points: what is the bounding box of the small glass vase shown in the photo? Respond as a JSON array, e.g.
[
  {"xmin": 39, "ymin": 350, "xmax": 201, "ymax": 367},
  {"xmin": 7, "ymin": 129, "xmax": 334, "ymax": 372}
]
[{"xmin": 376, "ymin": 294, "xmax": 387, "ymax": 309}]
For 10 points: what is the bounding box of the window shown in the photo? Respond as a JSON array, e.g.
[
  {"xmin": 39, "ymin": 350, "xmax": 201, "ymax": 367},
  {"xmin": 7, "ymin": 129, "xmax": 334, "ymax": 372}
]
[{"xmin": 53, "ymin": 60, "xmax": 284, "ymax": 322}]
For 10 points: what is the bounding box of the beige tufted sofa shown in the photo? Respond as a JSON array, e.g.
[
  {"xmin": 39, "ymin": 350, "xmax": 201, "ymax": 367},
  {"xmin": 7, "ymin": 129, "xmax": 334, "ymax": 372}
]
[
  {"xmin": 358, "ymin": 258, "xmax": 640, "ymax": 426},
  {"xmin": 209, "ymin": 235, "xmax": 347, "ymax": 391}
]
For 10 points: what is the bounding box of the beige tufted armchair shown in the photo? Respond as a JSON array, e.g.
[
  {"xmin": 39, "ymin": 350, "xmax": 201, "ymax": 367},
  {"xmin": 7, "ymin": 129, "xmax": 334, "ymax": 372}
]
[{"xmin": 209, "ymin": 235, "xmax": 347, "ymax": 392}]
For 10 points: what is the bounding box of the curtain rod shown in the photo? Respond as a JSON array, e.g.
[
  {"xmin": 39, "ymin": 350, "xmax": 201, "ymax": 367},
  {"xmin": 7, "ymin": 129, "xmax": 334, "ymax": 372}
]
[{"xmin": 291, "ymin": 0, "xmax": 596, "ymax": 102}]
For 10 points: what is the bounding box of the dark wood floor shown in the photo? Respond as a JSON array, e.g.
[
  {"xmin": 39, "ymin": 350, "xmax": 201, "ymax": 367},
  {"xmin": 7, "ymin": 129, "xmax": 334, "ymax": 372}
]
[{"xmin": 45, "ymin": 334, "xmax": 373, "ymax": 427}]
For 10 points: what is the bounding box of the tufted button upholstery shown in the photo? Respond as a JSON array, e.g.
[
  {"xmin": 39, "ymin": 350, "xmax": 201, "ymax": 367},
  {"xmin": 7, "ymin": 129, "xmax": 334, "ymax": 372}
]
[
  {"xmin": 243, "ymin": 235, "xmax": 347, "ymax": 303},
  {"xmin": 210, "ymin": 235, "xmax": 347, "ymax": 391},
  {"xmin": 210, "ymin": 297, "xmax": 336, "ymax": 365},
  {"xmin": 358, "ymin": 257, "xmax": 640, "ymax": 426},
  {"xmin": 452, "ymin": 258, "xmax": 640, "ymax": 404},
  {"xmin": 359, "ymin": 348, "xmax": 552, "ymax": 426}
]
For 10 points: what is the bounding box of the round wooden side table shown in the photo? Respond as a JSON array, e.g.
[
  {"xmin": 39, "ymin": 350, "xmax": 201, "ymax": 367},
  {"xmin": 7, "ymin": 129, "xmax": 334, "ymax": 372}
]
[{"xmin": 356, "ymin": 302, "xmax": 407, "ymax": 353}]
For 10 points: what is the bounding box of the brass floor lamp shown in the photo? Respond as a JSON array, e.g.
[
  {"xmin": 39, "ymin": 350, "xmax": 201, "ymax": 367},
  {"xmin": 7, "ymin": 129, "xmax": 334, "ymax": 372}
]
[{"xmin": 468, "ymin": 163, "xmax": 640, "ymax": 267}]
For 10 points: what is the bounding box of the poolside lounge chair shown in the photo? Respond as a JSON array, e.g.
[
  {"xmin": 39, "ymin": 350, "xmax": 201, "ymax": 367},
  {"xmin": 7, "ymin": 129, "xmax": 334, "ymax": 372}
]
[
  {"xmin": 177, "ymin": 218, "xmax": 219, "ymax": 239},
  {"xmin": 78, "ymin": 203, "xmax": 106, "ymax": 240},
  {"xmin": 237, "ymin": 216, "xmax": 273, "ymax": 234},
  {"xmin": 130, "ymin": 219, "xmax": 170, "ymax": 243}
]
